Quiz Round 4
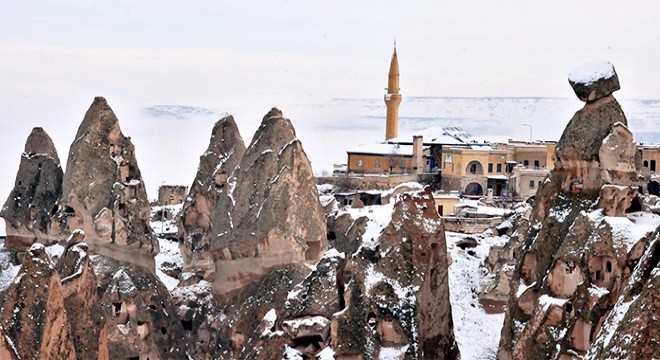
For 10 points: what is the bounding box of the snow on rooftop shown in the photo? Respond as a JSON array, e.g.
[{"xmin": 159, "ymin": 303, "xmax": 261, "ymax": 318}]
[
  {"xmin": 387, "ymin": 126, "xmax": 469, "ymax": 145},
  {"xmin": 347, "ymin": 142, "xmax": 424, "ymax": 156},
  {"xmin": 568, "ymin": 61, "xmax": 615, "ymax": 85}
]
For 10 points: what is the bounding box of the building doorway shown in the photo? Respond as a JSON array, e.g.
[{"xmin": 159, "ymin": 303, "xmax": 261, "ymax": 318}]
[{"xmin": 465, "ymin": 182, "xmax": 483, "ymax": 196}]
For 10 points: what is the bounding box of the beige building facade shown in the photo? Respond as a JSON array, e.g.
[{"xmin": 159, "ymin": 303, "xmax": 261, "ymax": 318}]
[
  {"xmin": 158, "ymin": 185, "xmax": 188, "ymax": 206},
  {"xmin": 440, "ymin": 140, "xmax": 555, "ymax": 197}
]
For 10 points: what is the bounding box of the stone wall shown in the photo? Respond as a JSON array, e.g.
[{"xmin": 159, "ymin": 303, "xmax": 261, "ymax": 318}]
[
  {"xmin": 317, "ymin": 174, "xmax": 421, "ymax": 191},
  {"xmin": 441, "ymin": 216, "xmax": 503, "ymax": 234}
]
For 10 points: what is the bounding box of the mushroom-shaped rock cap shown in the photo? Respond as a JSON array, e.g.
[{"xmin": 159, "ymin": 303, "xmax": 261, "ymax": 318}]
[
  {"xmin": 24, "ymin": 127, "xmax": 61, "ymax": 164},
  {"xmin": 568, "ymin": 61, "xmax": 620, "ymax": 102}
]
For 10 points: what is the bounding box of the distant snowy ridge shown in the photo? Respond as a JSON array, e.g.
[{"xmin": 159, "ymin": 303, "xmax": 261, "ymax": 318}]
[{"xmin": 144, "ymin": 105, "xmax": 220, "ymax": 119}]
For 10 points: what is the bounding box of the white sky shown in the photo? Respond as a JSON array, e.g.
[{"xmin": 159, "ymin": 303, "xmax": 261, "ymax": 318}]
[{"xmin": 1, "ymin": 0, "xmax": 660, "ymax": 226}]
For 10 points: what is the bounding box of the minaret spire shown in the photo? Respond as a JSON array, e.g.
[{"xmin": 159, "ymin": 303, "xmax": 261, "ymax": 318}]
[{"xmin": 385, "ymin": 43, "xmax": 402, "ymax": 140}]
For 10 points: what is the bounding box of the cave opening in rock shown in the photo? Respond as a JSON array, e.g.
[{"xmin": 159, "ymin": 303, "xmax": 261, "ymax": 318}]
[
  {"xmin": 625, "ymin": 195, "xmax": 642, "ymax": 213},
  {"xmin": 181, "ymin": 319, "xmax": 193, "ymax": 331},
  {"xmin": 291, "ymin": 334, "xmax": 325, "ymax": 354},
  {"xmin": 368, "ymin": 312, "xmax": 377, "ymax": 329}
]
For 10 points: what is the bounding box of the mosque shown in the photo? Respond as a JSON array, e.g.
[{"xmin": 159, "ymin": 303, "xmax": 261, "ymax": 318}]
[{"xmin": 344, "ymin": 46, "xmax": 556, "ymax": 199}]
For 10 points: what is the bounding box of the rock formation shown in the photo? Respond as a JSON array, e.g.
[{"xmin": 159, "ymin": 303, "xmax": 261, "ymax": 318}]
[
  {"xmin": 498, "ymin": 62, "xmax": 659, "ymax": 359},
  {"xmin": 1, "ymin": 127, "xmax": 63, "ymax": 250},
  {"xmin": 57, "ymin": 97, "xmax": 158, "ymax": 270},
  {"xmin": 208, "ymin": 108, "xmax": 328, "ymax": 295},
  {"xmin": 0, "ymin": 243, "xmax": 76, "ymax": 359},
  {"xmin": 551, "ymin": 62, "xmax": 638, "ymax": 198},
  {"xmin": 323, "ymin": 189, "xmax": 458, "ymax": 359},
  {"xmin": 56, "ymin": 241, "xmax": 110, "ymax": 359},
  {"xmin": 479, "ymin": 206, "xmax": 532, "ymax": 308},
  {"xmin": 95, "ymin": 260, "xmax": 187, "ymax": 359},
  {"xmin": 178, "ymin": 115, "xmax": 246, "ymax": 276}
]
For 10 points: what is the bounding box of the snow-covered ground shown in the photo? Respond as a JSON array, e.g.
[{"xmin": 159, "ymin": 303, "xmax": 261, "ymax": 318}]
[
  {"xmin": 446, "ymin": 231, "xmax": 507, "ymax": 360},
  {"xmin": 336, "ymin": 197, "xmax": 507, "ymax": 360},
  {"xmin": 155, "ymin": 237, "xmax": 182, "ymax": 291},
  {"xmin": 149, "ymin": 203, "xmax": 184, "ymax": 290},
  {"xmin": 0, "ymin": 241, "xmax": 20, "ymax": 293}
]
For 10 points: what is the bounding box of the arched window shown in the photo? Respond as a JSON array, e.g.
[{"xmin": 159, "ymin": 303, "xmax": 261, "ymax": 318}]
[
  {"xmin": 643, "ymin": 160, "xmax": 649, "ymax": 168},
  {"xmin": 465, "ymin": 161, "xmax": 484, "ymax": 175}
]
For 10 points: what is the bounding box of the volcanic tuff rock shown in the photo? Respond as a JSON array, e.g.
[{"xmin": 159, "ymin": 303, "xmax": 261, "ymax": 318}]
[
  {"xmin": 568, "ymin": 61, "xmax": 621, "ymax": 103},
  {"xmin": 498, "ymin": 64, "xmax": 659, "ymax": 359},
  {"xmin": 57, "ymin": 97, "xmax": 158, "ymax": 270},
  {"xmin": 551, "ymin": 62, "xmax": 639, "ymax": 201},
  {"xmin": 584, "ymin": 232, "xmax": 660, "ymax": 359},
  {"xmin": 0, "ymin": 244, "xmax": 76, "ymax": 359},
  {"xmin": 1, "ymin": 127, "xmax": 63, "ymax": 250},
  {"xmin": 56, "ymin": 242, "xmax": 110, "ymax": 359},
  {"xmin": 332, "ymin": 189, "xmax": 459, "ymax": 359},
  {"xmin": 479, "ymin": 206, "xmax": 532, "ymax": 306},
  {"xmin": 179, "ymin": 115, "xmax": 246, "ymax": 275},
  {"xmin": 209, "ymin": 108, "xmax": 328, "ymax": 295},
  {"xmin": 93, "ymin": 256, "xmax": 187, "ymax": 359}
]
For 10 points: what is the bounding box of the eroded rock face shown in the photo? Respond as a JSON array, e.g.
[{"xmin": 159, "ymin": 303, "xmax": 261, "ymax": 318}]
[
  {"xmin": 568, "ymin": 61, "xmax": 620, "ymax": 102},
  {"xmin": 1, "ymin": 127, "xmax": 63, "ymax": 250},
  {"xmin": 58, "ymin": 97, "xmax": 158, "ymax": 270},
  {"xmin": 57, "ymin": 242, "xmax": 109, "ymax": 359},
  {"xmin": 0, "ymin": 244, "xmax": 76, "ymax": 359},
  {"xmin": 94, "ymin": 258, "xmax": 187, "ymax": 360},
  {"xmin": 498, "ymin": 64, "xmax": 659, "ymax": 359},
  {"xmin": 210, "ymin": 108, "xmax": 327, "ymax": 295},
  {"xmin": 585, "ymin": 234, "xmax": 660, "ymax": 359},
  {"xmin": 178, "ymin": 115, "xmax": 246, "ymax": 275},
  {"xmin": 332, "ymin": 189, "xmax": 459, "ymax": 359},
  {"xmin": 480, "ymin": 206, "xmax": 532, "ymax": 308},
  {"xmin": 552, "ymin": 63, "xmax": 639, "ymax": 198}
]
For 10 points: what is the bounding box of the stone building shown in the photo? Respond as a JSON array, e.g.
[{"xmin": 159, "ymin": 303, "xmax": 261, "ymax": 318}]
[
  {"xmin": 508, "ymin": 166, "xmax": 548, "ymax": 199},
  {"xmin": 639, "ymin": 144, "xmax": 659, "ymax": 173},
  {"xmin": 440, "ymin": 140, "xmax": 555, "ymax": 198},
  {"xmin": 157, "ymin": 185, "xmax": 188, "ymax": 205},
  {"xmin": 346, "ymin": 137, "xmax": 430, "ymax": 174}
]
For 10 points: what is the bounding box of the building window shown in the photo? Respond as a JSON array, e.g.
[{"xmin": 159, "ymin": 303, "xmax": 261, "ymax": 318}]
[
  {"xmin": 652, "ymin": 160, "xmax": 657, "ymax": 171},
  {"xmin": 538, "ymin": 180, "xmax": 542, "ymax": 188},
  {"xmin": 375, "ymin": 160, "xmax": 381, "ymax": 168},
  {"xmin": 534, "ymin": 160, "xmax": 540, "ymax": 168},
  {"xmin": 523, "ymin": 160, "xmax": 529, "ymax": 167},
  {"xmin": 445, "ymin": 154, "xmax": 453, "ymax": 163},
  {"xmin": 529, "ymin": 180, "xmax": 535, "ymax": 188},
  {"xmin": 496, "ymin": 163, "xmax": 502, "ymax": 173},
  {"xmin": 488, "ymin": 163, "xmax": 493, "ymax": 173},
  {"xmin": 357, "ymin": 159, "xmax": 363, "ymax": 167},
  {"xmin": 470, "ymin": 163, "xmax": 477, "ymax": 174},
  {"xmin": 644, "ymin": 160, "xmax": 649, "ymax": 168}
]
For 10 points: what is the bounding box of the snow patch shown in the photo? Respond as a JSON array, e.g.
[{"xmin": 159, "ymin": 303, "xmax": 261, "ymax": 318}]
[
  {"xmin": 379, "ymin": 345, "xmax": 409, "ymax": 359},
  {"xmin": 568, "ymin": 61, "xmax": 615, "ymax": 85}
]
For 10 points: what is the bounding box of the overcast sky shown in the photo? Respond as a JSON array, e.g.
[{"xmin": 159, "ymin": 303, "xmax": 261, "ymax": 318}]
[{"xmin": 1, "ymin": 1, "xmax": 660, "ymax": 232}]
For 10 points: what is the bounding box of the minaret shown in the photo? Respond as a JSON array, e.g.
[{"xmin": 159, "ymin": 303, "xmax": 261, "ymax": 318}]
[{"xmin": 385, "ymin": 43, "xmax": 401, "ymax": 140}]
